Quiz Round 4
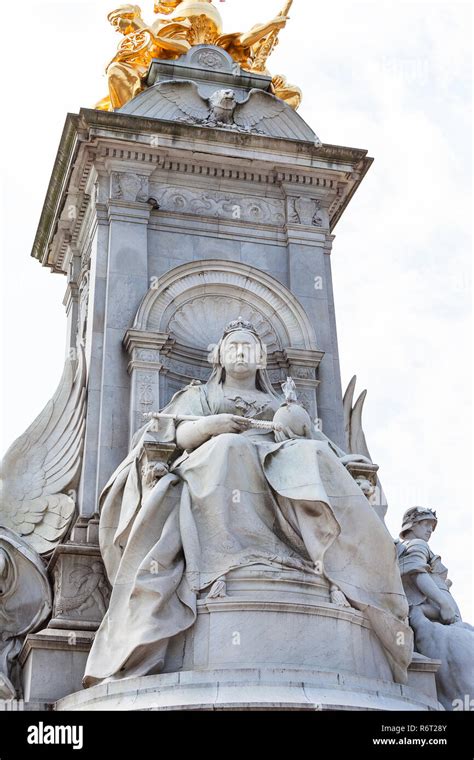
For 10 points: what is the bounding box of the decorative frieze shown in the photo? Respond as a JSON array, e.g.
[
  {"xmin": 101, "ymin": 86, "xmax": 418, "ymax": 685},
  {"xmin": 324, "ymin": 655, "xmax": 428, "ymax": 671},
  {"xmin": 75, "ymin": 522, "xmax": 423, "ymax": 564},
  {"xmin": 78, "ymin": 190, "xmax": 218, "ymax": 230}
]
[{"xmin": 151, "ymin": 185, "xmax": 286, "ymax": 226}]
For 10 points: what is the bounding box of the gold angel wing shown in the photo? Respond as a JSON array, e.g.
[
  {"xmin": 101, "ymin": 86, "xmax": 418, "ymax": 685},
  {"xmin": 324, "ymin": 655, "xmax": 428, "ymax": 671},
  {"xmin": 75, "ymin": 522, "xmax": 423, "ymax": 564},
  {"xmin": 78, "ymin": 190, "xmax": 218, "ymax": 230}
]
[{"xmin": 0, "ymin": 347, "xmax": 87, "ymax": 555}]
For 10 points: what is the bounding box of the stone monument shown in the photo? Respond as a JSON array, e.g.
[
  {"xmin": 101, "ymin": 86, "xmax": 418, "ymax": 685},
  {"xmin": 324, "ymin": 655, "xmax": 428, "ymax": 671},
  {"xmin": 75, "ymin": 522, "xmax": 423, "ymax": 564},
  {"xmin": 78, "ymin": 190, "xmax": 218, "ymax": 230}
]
[{"xmin": 1, "ymin": 0, "xmax": 471, "ymax": 711}]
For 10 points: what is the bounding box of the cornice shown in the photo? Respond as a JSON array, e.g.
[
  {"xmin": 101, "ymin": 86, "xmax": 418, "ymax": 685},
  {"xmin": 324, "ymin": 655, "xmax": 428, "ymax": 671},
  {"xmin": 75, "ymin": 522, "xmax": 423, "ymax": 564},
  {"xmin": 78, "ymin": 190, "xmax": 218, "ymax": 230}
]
[{"xmin": 31, "ymin": 109, "xmax": 373, "ymax": 271}]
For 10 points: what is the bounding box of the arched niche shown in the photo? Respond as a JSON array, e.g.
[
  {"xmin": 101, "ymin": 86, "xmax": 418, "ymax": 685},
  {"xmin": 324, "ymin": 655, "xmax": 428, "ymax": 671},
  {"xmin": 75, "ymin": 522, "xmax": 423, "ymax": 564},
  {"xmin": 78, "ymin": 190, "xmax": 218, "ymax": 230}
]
[{"xmin": 124, "ymin": 260, "xmax": 324, "ymax": 436}]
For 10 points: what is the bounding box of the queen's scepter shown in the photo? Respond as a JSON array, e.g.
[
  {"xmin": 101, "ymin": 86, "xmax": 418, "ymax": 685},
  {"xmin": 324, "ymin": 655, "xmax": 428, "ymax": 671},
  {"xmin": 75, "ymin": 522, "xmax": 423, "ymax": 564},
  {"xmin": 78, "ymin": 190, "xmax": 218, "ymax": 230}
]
[
  {"xmin": 143, "ymin": 376, "xmax": 302, "ymax": 431},
  {"xmin": 143, "ymin": 376, "xmax": 315, "ymax": 441}
]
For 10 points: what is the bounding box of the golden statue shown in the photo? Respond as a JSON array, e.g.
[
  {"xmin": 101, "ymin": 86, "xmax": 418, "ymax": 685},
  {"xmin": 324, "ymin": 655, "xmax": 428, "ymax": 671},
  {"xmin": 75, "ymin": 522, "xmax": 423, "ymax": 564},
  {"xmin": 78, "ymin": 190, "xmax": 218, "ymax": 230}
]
[
  {"xmin": 216, "ymin": 1, "xmax": 302, "ymax": 109},
  {"xmin": 96, "ymin": 4, "xmax": 192, "ymax": 111},
  {"xmin": 96, "ymin": 0, "xmax": 302, "ymax": 112}
]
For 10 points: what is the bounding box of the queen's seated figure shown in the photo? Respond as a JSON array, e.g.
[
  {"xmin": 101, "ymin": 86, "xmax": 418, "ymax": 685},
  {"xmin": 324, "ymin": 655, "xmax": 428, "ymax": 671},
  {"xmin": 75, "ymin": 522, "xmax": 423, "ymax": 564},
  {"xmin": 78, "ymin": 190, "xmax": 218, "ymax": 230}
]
[{"xmin": 84, "ymin": 319, "xmax": 412, "ymax": 687}]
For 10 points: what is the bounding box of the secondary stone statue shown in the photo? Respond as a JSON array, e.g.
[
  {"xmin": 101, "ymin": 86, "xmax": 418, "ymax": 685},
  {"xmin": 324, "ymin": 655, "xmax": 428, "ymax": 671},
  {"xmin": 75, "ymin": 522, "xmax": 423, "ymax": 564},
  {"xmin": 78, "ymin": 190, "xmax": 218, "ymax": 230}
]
[
  {"xmin": 83, "ymin": 319, "xmax": 412, "ymax": 687},
  {"xmin": 0, "ymin": 348, "xmax": 87, "ymax": 695},
  {"xmin": 397, "ymin": 507, "xmax": 474, "ymax": 710}
]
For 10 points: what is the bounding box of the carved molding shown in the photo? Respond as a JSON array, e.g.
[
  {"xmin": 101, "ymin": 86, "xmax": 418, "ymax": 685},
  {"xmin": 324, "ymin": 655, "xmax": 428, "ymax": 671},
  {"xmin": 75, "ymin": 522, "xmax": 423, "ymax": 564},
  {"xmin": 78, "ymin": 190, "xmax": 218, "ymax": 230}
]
[
  {"xmin": 34, "ymin": 106, "xmax": 372, "ymax": 273},
  {"xmin": 191, "ymin": 47, "xmax": 230, "ymax": 71},
  {"xmin": 152, "ymin": 186, "xmax": 286, "ymax": 226},
  {"xmin": 124, "ymin": 330, "xmax": 173, "ymax": 365},
  {"xmin": 99, "ymin": 146, "xmax": 341, "ymax": 190},
  {"xmin": 284, "ymin": 348, "xmax": 325, "ymax": 369}
]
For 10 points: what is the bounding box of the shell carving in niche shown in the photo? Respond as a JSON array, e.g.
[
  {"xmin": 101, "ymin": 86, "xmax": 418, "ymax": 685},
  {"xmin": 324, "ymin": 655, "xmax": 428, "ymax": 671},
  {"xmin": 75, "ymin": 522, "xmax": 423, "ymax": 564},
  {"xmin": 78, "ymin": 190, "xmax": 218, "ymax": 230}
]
[{"xmin": 167, "ymin": 296, "xmax": 279, "ymax": 352}]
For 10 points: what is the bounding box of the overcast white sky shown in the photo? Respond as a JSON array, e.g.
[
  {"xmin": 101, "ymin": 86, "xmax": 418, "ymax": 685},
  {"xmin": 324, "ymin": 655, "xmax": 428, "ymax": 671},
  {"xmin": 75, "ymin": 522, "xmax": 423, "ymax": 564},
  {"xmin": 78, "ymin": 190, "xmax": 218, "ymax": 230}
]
[{"xmin": 0, "ymin": 0, "xmax": 472, "ymax": 617}]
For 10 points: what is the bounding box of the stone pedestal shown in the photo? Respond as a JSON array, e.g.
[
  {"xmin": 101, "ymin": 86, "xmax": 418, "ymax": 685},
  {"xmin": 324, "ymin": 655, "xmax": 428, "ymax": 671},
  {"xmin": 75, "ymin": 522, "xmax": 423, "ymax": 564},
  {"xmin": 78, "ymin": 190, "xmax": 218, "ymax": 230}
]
[
  {"xmin": 47, "ymin": 542, "xmax": 110, "ymax": 632},
  {"xmin": 18, "ymin": 520, "xmax": 108, "ymax": 704},
  {"xmin": 55, "ymin": 567, "xmax": 442, "ymax": 711},
  {"xmin": 19, "ymin": 629, "xmax": 94, "ymax": 703},
  {"xmin": 56, "ymin": 666, "xmax": 441, "ymax": 711},
  {"xmin": 166, "ymin": 567, "xmax": 393, "ymax": 680}
]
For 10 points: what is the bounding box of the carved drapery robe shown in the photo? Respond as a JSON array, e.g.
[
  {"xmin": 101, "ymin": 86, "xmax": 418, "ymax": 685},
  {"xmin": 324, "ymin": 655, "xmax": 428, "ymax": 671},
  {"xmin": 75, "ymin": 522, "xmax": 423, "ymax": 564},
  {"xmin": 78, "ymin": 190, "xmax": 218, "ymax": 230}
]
[{"xmin": 84, "ymin": 381, "xmax": 412, "ymax": 686}]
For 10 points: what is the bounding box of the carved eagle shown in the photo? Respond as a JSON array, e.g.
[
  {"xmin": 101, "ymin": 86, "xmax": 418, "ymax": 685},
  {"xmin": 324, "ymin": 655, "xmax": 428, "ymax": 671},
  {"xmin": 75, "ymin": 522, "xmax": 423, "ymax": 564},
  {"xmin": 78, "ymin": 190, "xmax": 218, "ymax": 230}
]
[
  {"xmin": 156, "ymin": 81, "xmax": 287, "ymax": 132},
  {"xmin": 0, "ymin": 347, "xmax": 87, "ymax": 555}
]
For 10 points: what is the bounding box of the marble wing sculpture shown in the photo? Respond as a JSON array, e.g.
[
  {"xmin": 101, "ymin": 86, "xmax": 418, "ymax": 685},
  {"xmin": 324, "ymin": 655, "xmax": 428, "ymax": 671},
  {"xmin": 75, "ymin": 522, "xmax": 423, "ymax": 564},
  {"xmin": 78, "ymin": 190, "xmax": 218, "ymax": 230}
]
[
  {"xmin": 154, "ymin": 80, "xmax": 211, "ymax": 121},
  {"xmin": 343, "ymin": 375, "xmax": 371, "ymax": 460},
  {"xmin": 0, "ymin": 346, "xmax": 86, "ymax": 556},
  {"xmin": 343, "ymin": 375, "xmax": 388, "ymax": 520}
]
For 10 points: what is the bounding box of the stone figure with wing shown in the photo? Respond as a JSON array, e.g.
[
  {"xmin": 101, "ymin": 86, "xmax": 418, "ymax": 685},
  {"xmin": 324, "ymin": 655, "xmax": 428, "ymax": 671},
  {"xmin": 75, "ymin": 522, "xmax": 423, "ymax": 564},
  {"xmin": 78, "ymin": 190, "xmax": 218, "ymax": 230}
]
[
  {"xmin": 0, "ymin": 348, "xmax": 86, "ymax": 696},
  {"xmin": 96, "ymin": 4, "xmax": 193, "ymax": 110},
  {"xmin": 97, "ymin": 1, "xmax": 302, "ymax": 111}
]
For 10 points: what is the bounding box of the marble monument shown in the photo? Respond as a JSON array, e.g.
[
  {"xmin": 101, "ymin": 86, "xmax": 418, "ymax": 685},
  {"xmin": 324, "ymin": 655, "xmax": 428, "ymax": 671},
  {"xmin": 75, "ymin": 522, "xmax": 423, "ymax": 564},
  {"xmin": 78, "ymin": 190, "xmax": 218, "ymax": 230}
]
[{"xmin": 1, "ymin": 0, "xmax": 471, "ymax": 711}]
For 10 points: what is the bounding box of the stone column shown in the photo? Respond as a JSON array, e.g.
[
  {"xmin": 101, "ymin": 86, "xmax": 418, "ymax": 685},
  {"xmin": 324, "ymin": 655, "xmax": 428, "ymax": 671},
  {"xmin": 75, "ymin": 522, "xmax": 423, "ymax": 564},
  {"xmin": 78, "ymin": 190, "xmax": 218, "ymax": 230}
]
[
  {"xmin": 283, "ymin": 348, "xmax": 324, "ymax": 424},
  {"xmin": 123, "ymin": 329, "xmax": 174, "ymax": 441},
  {"xmin": 283, "ymin": 187, "xmax": 346, "ymax": 449},
  {"xmin": 94, "ymin": 170, "xmax": 154, "ymax": 504},
  {"xmin": 62, "ymin": 249, "xmax": 81, "ymax": 357},
  {"xmin": 78, "ymin": 168, "xmax": 154, "ymax": 516},
  {"xmin": 77, "ymin": 176, "xmax": 110, "ymax": 518}
]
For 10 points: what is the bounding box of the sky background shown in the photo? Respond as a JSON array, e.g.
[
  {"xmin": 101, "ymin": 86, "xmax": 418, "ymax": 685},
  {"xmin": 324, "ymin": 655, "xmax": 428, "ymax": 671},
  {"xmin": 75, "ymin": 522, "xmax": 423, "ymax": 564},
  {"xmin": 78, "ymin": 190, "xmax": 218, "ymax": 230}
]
[{"xmin": 0, "ymin": 0, "xmax": 472, "ymax": 617}]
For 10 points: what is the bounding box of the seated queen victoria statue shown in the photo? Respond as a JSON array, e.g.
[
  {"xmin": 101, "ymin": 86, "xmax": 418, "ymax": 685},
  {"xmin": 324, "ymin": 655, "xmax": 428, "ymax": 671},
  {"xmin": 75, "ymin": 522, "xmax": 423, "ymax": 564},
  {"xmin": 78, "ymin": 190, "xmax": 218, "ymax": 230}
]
[
  {"xmin": 397, "ymin": 507, "xmax": 474, "ymax": 710},
  {"xmin": 83, "ymin": 319, "xmax": 412, "ymax": 687}
]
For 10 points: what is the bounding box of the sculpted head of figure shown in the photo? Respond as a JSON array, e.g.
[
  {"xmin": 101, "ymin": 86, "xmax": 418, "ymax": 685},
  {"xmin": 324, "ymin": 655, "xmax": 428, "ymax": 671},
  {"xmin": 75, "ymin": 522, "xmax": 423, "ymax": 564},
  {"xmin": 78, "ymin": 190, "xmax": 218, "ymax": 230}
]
[
  {"xmin": 107, "ymin": 4, "xmax": 142, "ymax": 33},
  {"xmin": 166, "ymin": 0, "xmax": 223, "ymax": 34},
  {"xmin": 400, "ymin": 506, "xmax": 438, "ymax": 541},
  {"xmin": 208, "ymin": 318, "xmax": 277, "ymax": 396},
  {"xmin": 355, "ymin": 477, "xmax": 376, "ymax": 502}
]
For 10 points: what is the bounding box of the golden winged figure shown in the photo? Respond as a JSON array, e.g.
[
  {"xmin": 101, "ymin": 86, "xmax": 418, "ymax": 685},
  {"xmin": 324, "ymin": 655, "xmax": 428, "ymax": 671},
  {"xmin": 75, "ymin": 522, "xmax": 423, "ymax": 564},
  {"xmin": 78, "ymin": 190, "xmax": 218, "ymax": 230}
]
[{"xmin": 96, "ymin": 1, "xmax": 301, "ymax": 112}]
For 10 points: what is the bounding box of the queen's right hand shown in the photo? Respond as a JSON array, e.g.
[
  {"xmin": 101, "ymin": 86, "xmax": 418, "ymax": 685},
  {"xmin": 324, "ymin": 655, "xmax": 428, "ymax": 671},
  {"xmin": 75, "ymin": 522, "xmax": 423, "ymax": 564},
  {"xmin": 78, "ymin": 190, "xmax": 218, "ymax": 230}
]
[{"xmin": 199, "ymin": 414, "xmax": 252, "ymax": 437}]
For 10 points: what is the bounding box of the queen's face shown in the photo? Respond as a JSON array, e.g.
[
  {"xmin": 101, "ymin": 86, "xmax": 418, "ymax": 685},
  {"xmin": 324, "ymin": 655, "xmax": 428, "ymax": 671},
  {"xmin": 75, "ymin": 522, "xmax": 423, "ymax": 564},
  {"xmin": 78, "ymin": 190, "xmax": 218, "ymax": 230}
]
[
  {"xmin": 410, "ymin": 519, "xmax": 436, "ymax": 542},
  {"xmin": 220, "ymin": 330, "xmax": 262, "ymax": 380}
]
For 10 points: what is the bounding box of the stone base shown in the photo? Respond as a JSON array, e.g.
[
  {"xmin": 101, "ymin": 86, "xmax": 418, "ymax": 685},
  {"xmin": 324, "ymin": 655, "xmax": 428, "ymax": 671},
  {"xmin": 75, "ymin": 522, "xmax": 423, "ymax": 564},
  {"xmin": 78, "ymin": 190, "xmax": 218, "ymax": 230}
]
[
  {"xmin": 47, "ymin": 537, "xmax": 110, "ymax": 631},
  {"xmin": 56, "ymin": 667, "xmax": 441, "ymax": 711},
  {"xmin": 56, "ymin": 566, "xmax": 442, "ymax": 711},
  {"xmin": 19, "ymin": 628, "xmax": 94, "ymax": 703},
  {"xmin": 164, "ymin": 566, "xmax": 396, "ymax": 684}
]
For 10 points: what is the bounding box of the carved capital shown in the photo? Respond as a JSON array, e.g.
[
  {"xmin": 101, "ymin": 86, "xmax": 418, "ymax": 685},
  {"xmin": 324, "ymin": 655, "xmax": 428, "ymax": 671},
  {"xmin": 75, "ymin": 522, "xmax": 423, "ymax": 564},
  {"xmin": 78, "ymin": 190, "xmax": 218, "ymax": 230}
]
[
  {"xmin": 345, "ymin": 461, "xmax": 380, "ymax": 505},
  {"xmin": 289, "ymin": 196, "xmax": 325, "ymax": 227},
  {"xmin": 111, "ymin": 171, "xmax": 150, "ymax": 202},
  {"xmin": 123, "ymin": 329, "xmax": 174, "ymax": 371},
  {"xmin": 283, "ymin": 348, "xmax": 325, "ymax": 377}
]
